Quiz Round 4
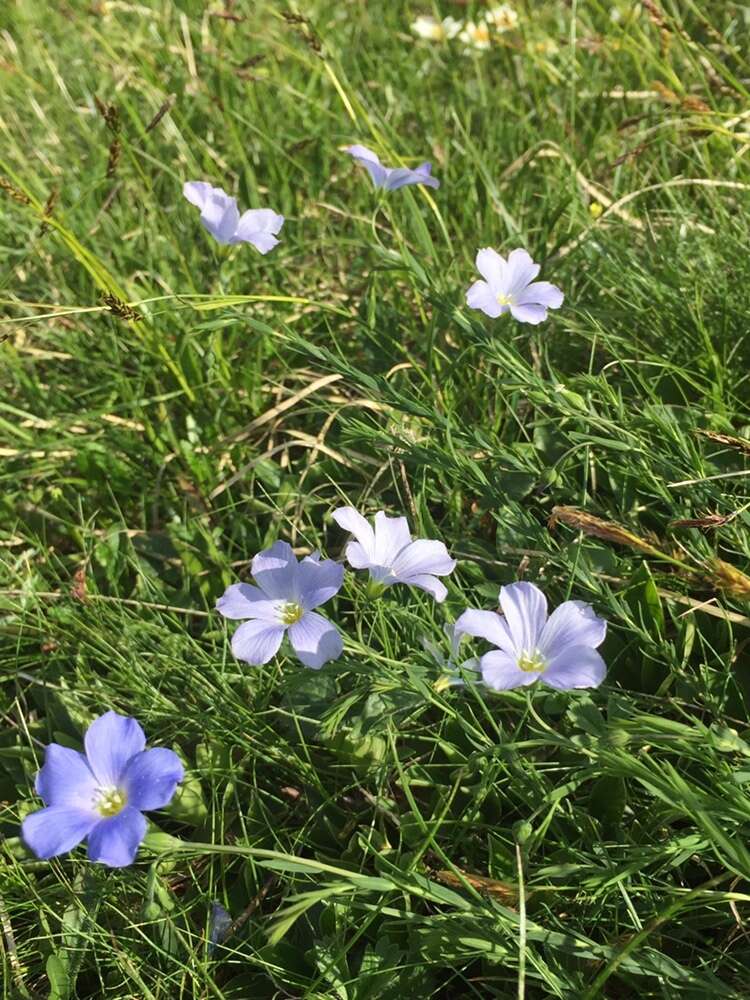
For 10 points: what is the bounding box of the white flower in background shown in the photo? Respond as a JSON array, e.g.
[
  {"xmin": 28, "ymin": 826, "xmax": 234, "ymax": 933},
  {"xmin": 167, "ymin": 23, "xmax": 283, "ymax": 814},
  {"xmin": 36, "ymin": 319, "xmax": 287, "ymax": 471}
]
[
  {"xmin": 485, "ymin": 4, "xmax": 519, "ymax": 32},
  {"xmin": 411, "ymin": 14, "xmax": 461, "ymax": 41},
  {"xmin": 459, "ymin": 20, "xmax": 491, "ymax": 50},
  {"xmin": 442, "ymin": 16, "xmax": 462, "ymax": 38}
]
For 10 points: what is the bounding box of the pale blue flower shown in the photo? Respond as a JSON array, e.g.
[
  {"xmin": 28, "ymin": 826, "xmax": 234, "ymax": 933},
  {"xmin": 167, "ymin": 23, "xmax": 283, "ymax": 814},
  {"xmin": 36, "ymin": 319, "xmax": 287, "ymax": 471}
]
[
  {"xmin": 332, "ymin": 507, "xmax": 455, "ymax": 601},
  {"xmin": 216, "ymin": 541, "xmax": 344, "ymax": 668},
  {"xmin": 455, "ymin": 582, "xmax": 607, "ymax": 691},
  {"xmin": 183, "ymin": 181, "xmax": 284, "ymax": 253},
  {"xmin": 344, "ymin": 145, "xmax": 440, "ymax": 191},
  {"xmin": 466, "ymin": 248, "xmax": 563, "ymax": 324},
  {"xmin": 21, "ymin": 711, "xmax": 183, "ymax": 867}
]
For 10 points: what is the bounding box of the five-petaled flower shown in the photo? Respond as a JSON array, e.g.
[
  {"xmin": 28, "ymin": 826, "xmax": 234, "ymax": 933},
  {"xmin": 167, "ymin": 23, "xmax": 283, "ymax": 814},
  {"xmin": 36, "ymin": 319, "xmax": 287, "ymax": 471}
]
[
  {"xmin": 332, "ymin": 507, "xmax": 456, "ymax": 602},
  {"xmin": 344, "ymin": 145, "xmax": 440, "ymax": 191},
  {"xmin": 21, "ymin": 711, "xmax": 184, "ymax": 867},
  {"xmin": 459, "ymin": 21, "xmax": 492, "ymax": 50},
  {"xmin": 411, "ymin": 14, "xmax": 462, "ymax": 41},
  {"xmin": 466, "ymin": 247, "xmax": 563, "ymax": 324},
  {"xmin": 485, "ymin": 4, "xmax": 519, "ymax": 32},
  {"xmin": 216, "ymin": 541, "xmax": 344, "ymax": 668},
  {"xmin": 455, "ymin": 582, "xmax": 607, "ymax": 691},
  {"xmin": 183, "ymin": 181, "xmax": 284, "ymax": 253}
]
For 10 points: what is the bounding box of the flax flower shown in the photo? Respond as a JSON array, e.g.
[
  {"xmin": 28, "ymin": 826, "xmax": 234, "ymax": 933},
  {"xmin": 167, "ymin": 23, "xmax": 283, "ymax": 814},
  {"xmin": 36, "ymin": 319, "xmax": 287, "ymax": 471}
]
[
  {"xmin": 22, "ymin": 711, "xmax": 183, "ymax": 867},
  {"xmin": 344, "ymin": 145, "xmax": 439, "ymax": 191},
  {"xmin": 217, "ymin": 542, "xmax": 344, "ymax": 668},
  {"xmin": 455, "ymin": 582, "xmax": 607, "ymax": 691},
  {"xmin": 333, "ymin": 507, "xmax": 455, "ymax": 601},
  {"xmin": 183, "ymin": 181, "xmax": 284, "ymax": 253},
  {"xmin": 466, "ymin": 247, "xmax": 563, "ymax": 324}
]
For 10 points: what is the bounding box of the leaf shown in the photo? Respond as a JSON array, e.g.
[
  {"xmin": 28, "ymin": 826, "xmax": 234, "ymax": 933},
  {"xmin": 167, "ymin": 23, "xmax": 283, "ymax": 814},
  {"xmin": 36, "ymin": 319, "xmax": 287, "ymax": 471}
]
[
  {"xmin": 46, "ymin": 953, "xmax": 71, "ymax": 1000},
  {"xmin": 625, "ymin": 562, "xmax": 665, "ymax": 636},
  {"xmin": 267, "ymin": 885, "xmax": 352, "ymax": 946},
  {"xmin": 588, "ymin": 775, "xmax": 627, "ymax": 831}
]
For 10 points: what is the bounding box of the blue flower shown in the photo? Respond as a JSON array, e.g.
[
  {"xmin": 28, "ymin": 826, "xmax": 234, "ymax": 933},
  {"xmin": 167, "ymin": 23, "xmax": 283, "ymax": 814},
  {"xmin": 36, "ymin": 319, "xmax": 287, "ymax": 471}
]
[
  {"xmin": 216, "ymin": 541, "xmax": 344, "ymax": 669},
  {"xmin": 466, "ymin": 248, "xmax": 563, "ymax": 324},
  {"xmin": 332, "ymin": 507, "xmax": 456, "ymax": 601},
  {"xmin": 21, "ymin": 711, "xmax": 184, "ymax": 867},
  {"xmin": 183, "ymin": 181, "xmax": 284, "ymax": 253},
  {"xmin": 344, "ymin": 145, "xmax": 440, "ymax": 191},
  {"xmin": 455, "ymin": 582, "xmax": 607, "ymax": 691}
]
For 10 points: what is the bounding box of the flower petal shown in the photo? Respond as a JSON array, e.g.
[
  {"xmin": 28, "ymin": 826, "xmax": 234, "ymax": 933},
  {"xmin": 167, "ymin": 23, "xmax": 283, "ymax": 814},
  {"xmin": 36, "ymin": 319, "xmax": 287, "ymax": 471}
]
[
  {"xmin": 414, "ymin": 163, "xmax": 440, "ymax": 188},
  {"xmin": 251, "ymin": 541, "xmax": 299, "ymax": 600},
  {"xmin": 454, "ymin": 608, "xmax": 515, "ymax": 653},
  {"xmin": 400, "ymin": 574, "xmax": 448, "ymax": 602},
  {"xmin": 84, "ymin": 712, "xmax": 146, "ymax": 787},
  {"xmin": 183, "ymin": 181, "xmax": 214, "ymax": 210},
  {"xmin": 216, "ymin": 582, "xmax": 279, "ymax": 622},
  {"xmin": 242, "ymin": 231, "xmax": 280, "ymax": 254},
  {"xmin": 199, "ymin": 190, "xmax": 239, "ymax": 244},
  {"xmin": 345, "ymin": 145, "xmax": 389, "ymax": 188},
  {"xmin": 385, "ymin": 165, "xmax": 439, "ymax": 190},
  {"xmin": 411, "ymin": 15, "xmax": 442, "ymax": 40},
  {"xmin": 235, "ymin": 208, "xmax": 284, "ymax": 237},
  {"xmin": 480, "ymin": 650, "xmax": 540, "ymax": 690},
  {"xmin": 345, "ymin": 144, "xmax": 382, "ymax": 165},
  {"xmin": 297, "ymin": 555, "xmax": 344, "ymax": 610},
  {"xmin": 392, "ymin": 539, "xmax": 456, "ymax": 582},
  {"xmin": 517, "ymin": 280, "xmax": 564, "ymax": 309},
  {"xmin": 499, "ymin": 582, "xmax": 548, "ymax": 654},
  {"xmin": 288, "ymin": 611, "xmax": 343, "ymax": 669},
  {"xmin": 22, "ymin": 805, "xmax": 98, "ymax": 859},
  {"xmin": 385, "ymin": 168, "xmax": 417, "ymax": 190},
  {"xmin": 233, "ymin": 209, "xmax": 284, "ymax": 253},
  {"xmin": 231, "ymin": 619, "xmax": 285, "ymax": 665},
  {"xmin": 543, "ymin": 646, "xmax": 607, "ymax": 690},
  {"xmin": 475, "ymin": 247, "xmax": 505, "ymax": 287},
  {"xmin": 344, "ymin": 541, "xmax": 373, "ymax": 569},
  {"xmin": 373, "ymin": 511, "xmax": 412, "ymax": 567},
  {"xmin": 539, "ymin": 600, "xmax": 607, "ymax": 658},
  {"xmin": 332, "ymin": 507, "xmax": 376, "ymax": 561},
  {"xmin": 505, "ymin": 249, "xmax": 540, "ymax": 295},
  {"xmin": 121, "ymin": 748, "xmax": 184, "ymax": 811},
  {"xmin": 466, "ymin": 280, "xmax": 504, "ymax": 318},
  {"xmin": 87, "ymin": 807, "xmax": 147, "ymax": 867},
  {"xmin": 35, "ymin": 744, "xmax": 97, "ymax": 808},
  {"xmin": 509, "ymin": 302, "xmax": 548, "ymax": 325}
]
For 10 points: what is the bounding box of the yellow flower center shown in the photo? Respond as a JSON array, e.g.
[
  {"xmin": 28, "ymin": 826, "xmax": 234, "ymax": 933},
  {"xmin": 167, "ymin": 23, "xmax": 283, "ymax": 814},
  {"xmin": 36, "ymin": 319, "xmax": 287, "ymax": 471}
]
[
  {"xmin": 496, "ymin": 292, "xmax": 513, "ymax": 306},
  {"xmin": 280, "ymin": 601, "xmax": 303, "ymax": 625},
  {"xmin": 518, "ymin": 651, "xmax": 546, "ymax": 674},
  {"xmin": 96, "ymin": 787, "xmax": 127, "ymax": 817}
]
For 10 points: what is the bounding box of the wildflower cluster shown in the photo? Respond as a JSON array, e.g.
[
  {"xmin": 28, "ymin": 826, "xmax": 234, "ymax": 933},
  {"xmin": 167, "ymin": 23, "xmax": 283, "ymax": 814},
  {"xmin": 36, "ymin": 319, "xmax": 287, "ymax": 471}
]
[
  {"xmin": 213, "ymin": 507, "xmax": 605, "ymax": 692},
  {"xmin": 21, "ymin": 510, "xmax": 607, "ymax": 867},
  {"xmin": 182, "ymin": 144, "xmax": 563, "ymax": 326},
  {"xmin": 21, "ymin": 45, "xmax": 589, "ymax": 870},
  {"xmin": 411, "ymin": 4, "xmax": 519, "ymax": 51}
]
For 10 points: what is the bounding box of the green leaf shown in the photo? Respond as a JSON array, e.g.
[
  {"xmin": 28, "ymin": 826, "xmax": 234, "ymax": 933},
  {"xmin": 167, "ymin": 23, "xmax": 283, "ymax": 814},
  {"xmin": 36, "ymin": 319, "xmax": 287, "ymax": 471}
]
[
  {"xmin": 46, "ymin": 954, "xmax": 70, "ymax": 1000},
  {"xmin": 625, "ymin": 562, "xmax": 665, "ymax": 636},
  {"xmin": 588, "ymin": 775, "xmax": 627, "ymax": 831}
]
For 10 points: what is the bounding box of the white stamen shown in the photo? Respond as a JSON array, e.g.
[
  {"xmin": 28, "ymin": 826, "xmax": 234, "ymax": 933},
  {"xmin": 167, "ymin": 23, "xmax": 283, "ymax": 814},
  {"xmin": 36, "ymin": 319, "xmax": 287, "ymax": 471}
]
[
  {"xmin": 95, "ymin": 786, "xmax": 127, "ymax": 817},
  {"xmin": 280, "ymin": 601, "xmax": 303, "ymax": 625}
]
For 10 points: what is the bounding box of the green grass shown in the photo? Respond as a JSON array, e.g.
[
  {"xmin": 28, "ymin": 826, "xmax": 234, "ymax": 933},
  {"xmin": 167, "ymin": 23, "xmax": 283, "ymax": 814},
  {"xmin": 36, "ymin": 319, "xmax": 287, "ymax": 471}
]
[{"xmin": 2, "ymin": 0, "xmax": 750, "ymax": 996}]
